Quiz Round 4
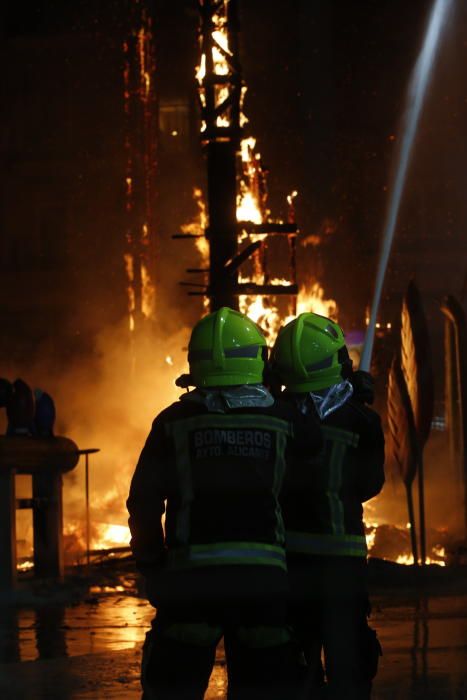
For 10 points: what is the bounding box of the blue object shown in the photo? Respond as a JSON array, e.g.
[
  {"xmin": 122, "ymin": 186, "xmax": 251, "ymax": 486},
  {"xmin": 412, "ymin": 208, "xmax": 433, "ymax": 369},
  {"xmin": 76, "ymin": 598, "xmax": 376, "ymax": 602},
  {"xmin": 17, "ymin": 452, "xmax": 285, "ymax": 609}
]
[
  {"xmin": 6, "ymin": 378, "xmax": 35, "ymax": 436},
  {"xmin": 0, "ymin": 378, "xmax": 12, "ymax": 408},
  {"xmin": 34, "ymin": 389, "xmax": 56, "ymax": 437}
]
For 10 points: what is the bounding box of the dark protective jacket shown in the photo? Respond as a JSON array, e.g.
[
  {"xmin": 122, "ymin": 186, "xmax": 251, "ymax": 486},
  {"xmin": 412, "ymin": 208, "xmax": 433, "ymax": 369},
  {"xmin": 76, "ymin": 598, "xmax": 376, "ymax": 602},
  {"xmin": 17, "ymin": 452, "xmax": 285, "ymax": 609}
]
[
  {"xmin": 281, "ymin": 395, "xmax": 385, "ymax": 559},
  {"xmin": 127, "ymin": 390, "xmax": 322, "ymax": 595}
]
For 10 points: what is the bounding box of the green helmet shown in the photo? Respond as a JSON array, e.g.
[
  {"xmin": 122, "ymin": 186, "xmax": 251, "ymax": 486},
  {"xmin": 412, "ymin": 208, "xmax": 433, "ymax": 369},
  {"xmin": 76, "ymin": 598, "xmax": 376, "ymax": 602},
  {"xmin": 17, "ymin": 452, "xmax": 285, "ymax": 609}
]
[
  {"xmin": 271, "ymin": 313, "xmax": 348, "ymax": 392},
  {"xmin": 188, "ymin": 307, "xmax": 267, "ymax": 387}
]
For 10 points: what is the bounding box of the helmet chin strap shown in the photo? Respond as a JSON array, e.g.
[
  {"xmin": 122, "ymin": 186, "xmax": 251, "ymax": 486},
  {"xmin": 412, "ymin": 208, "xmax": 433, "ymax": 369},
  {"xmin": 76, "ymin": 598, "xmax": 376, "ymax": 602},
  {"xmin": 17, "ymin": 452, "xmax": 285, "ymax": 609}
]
[{"xmin": 308, "ymin": 380, "xmax": 354, "ymax": 420}]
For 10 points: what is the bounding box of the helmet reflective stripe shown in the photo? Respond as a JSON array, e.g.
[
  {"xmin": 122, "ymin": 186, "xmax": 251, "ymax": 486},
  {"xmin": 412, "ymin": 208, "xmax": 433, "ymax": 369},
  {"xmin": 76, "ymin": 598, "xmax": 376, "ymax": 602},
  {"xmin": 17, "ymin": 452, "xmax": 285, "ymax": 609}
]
[
  {"xmin": 325, "ymin": 322, "xmax": 339, "ymax": 339},
  {"xmin": 224, "ymin": 345, "xmax": 261, "ymax": 358},
  {"xmin": 189, "ymin": 345, "xmax": 261, "ymax": 361},
  {"xmin": 305, "ymin": 355, "xmax": 333, "ymax": 372}
]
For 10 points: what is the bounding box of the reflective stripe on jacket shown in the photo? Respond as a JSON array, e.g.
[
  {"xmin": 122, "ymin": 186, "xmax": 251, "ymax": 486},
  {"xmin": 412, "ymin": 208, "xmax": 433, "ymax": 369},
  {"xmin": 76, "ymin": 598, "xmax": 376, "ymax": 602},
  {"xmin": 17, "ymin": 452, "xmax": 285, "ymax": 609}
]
[
  {"xmin": 286, "ymin": 531, "xmax": 367, "ymax": 558},
  {"xmin": 168, "ymin": 541, "xmax": 287, "ymax": 570},
  {"xmin": 281, "ymin": 396, "xmax": 385, "ymax": 559},
  {"xmin": 127, "ymin": 396, "xmax": 322, "ymax": 572}
]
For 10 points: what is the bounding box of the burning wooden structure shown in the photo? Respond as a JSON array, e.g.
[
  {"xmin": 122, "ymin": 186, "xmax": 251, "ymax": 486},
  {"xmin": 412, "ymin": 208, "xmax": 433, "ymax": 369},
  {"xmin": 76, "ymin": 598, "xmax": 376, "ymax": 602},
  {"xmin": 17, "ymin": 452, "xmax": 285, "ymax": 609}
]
[
  {"xmin": 175, "ymin": 0, "xmax": 298, "ymax": 315},
  {"xmin": 123, "ymin": 1, "xmax": 157, "ymax": 334}
]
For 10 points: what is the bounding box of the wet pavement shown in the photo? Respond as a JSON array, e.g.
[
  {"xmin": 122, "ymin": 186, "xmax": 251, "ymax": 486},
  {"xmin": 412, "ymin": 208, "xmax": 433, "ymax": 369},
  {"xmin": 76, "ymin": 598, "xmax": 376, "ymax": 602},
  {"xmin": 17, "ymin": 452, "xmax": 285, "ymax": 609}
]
[
  {"xmin": 0, "ymin": 585, "xmax": 466, "ymax": 699},
  {"xmin": 371, "ymin": 594, "xmax": 467, "ymax": 699}
]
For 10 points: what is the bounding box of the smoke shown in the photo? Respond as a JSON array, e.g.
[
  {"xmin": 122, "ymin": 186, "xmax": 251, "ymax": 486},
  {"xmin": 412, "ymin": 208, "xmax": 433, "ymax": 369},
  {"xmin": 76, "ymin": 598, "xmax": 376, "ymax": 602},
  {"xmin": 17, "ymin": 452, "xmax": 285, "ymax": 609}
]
[
  {"xmin": 367, "ymin": 420, "xmax": 465, "ymax": 551},
  {"xmin": 63, "ymin": 321, "xmax": 189, "ymax": 522},
  {"xmin": 5, "ymin": 307, "xmax": 191, "ymax": 552}
]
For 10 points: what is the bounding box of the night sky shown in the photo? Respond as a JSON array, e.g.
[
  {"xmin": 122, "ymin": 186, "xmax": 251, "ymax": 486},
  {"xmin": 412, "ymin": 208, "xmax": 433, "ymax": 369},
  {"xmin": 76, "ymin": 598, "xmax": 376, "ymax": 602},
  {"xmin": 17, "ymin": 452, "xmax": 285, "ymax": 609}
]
[{"xmin": 1, "ymin": 0, "xmax": 466, "ymax": 387}]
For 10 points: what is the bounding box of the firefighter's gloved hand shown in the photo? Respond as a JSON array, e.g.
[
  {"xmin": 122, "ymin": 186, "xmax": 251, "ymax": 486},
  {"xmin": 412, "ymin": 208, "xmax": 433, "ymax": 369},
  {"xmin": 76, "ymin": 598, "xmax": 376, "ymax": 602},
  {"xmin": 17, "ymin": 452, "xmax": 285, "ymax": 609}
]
[{"xmin": 351, "ymin": 370, "xmax": 375, "ymax": 405}]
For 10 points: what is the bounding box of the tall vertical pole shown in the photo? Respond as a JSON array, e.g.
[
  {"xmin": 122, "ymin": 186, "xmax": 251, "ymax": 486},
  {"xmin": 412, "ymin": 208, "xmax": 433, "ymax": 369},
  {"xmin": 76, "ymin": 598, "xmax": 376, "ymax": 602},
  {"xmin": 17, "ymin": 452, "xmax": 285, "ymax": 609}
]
[
  {"xmin": 417, "ymin": 451, "xmax": 426, "ymax": 566},
  {"xmin": 85, "ymin": 453, "xmax": 90, "ymax": 568},
  {"xmin": 0, "ymin": 469, "xmax": 17, "ymax": 590},
  {"xmin": 78, "ymin": 448, "xmax": 100, "ymax": 570},
  {"xmin": 198, "ymin": 0, "xmax": 242, "ymax": 311},
  {"xmin": 33, "ymin": 470, "xmax": 64, "ymax": 579},
  {"xmin": 123, "ymin": 1, "xmax": 157, "ymax": 334}
]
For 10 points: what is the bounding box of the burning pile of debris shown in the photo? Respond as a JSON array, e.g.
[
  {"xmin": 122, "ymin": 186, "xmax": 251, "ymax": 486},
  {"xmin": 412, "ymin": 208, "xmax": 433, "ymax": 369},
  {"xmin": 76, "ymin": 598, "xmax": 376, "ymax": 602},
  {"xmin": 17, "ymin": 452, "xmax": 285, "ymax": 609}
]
[{"xmin": 365, "ymin": 522, "xmax": 448, "ymax": 566}]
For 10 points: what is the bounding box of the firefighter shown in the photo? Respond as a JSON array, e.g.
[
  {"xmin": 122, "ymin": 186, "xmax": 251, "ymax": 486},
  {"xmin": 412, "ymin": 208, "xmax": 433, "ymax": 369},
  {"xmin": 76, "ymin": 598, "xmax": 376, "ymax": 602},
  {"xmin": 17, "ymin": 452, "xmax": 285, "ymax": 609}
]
[
  {"xmin": 271, "ymin": 312, "xmax": 385, "ymax": 700},
  {"xmin": 127, "ymin": 307, "xmax": 322, "ymax": 700}
]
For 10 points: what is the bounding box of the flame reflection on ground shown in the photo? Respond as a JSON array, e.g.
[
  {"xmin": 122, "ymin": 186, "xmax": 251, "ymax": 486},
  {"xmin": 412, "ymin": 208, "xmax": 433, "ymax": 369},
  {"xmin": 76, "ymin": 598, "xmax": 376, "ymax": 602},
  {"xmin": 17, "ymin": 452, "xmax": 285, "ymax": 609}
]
[{"xmin": 0, "ymin": 592, "xmax": 466, "ymax": 699}]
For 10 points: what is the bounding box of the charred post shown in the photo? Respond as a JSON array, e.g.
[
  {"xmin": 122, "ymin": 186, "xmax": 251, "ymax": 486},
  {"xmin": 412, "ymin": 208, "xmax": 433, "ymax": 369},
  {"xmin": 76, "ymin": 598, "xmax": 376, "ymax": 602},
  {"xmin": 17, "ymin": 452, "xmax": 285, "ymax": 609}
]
[
  {"xmin": 32, "ymin": 471, "xmax": 64, "ymax": 579},
  {"xmin": 177, "ymin": 0, "xmax": 298, "ymax": 317},
  {"xmin": 0, "ymin": 469, "xmax": 17, "ymax": 589},
  {"xmin": 198, "ymin": 0, "xmax": 242, "ymax": 311}
]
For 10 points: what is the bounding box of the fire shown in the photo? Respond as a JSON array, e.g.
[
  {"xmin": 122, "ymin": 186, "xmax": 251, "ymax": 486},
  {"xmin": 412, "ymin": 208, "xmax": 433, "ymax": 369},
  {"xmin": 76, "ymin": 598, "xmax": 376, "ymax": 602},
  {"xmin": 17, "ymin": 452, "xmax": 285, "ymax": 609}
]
[
  {"xmin": 364, "ymin": 521, "xmax": 379, "ymax": 552},
  {"xmin": 237, "ymin": 191, "xmax": 263, "ymax": 226},
  {"xmin": 237, "ymin": 138, "xmax": 264, "ymax": 226},
  {"xmin": 89, "ymin": 585, "xmax": 125, "ymax": 593},
  {"xmin": 239, "ymin": 290, "xmax": 282, "ymax": 345},
  {"xmin": 17, "ymin": 560, "xmax": 34, "ymax": 572},
  {"xmin": 94, "ymin": 524, "xmax": 130, "ymax": 551},
  {"xmin": 141, "ymin": 261, "xmax": 156, "ymax": 319},
  {"xmin": 395, "ymin": 552, "xmax": 446, "ymax": 567},
  {"xmin": 239, "ymin": 278, "xmax": 337, "ymax": 347},
  {"xmin": 196, "ymin": 28, "xmax": 231, "ymax": 83},
  {"xmin": 196, "ymin": 13, "xmax": 233, "ymax": 129},
  {"xmin": 364, "ymin": 503, "xmax": 448, "ymax": 566},
  {"xmin": 182, "ymin": 188, "xmax": 209, "ymax": 265},
  {"xmin": 137, "ymin": 27, "xmax": 151, "ymax": 101},
  {"xmin": 296, "ymin": 283, "xmax": 338, "ymax": 320},
  {"xmin": 123, "ymin": 9, "xmax": 157, "ymax": 333},
  {"xmin": 194, "ymin": 12, "xmax": 337, "ymax": 344}
]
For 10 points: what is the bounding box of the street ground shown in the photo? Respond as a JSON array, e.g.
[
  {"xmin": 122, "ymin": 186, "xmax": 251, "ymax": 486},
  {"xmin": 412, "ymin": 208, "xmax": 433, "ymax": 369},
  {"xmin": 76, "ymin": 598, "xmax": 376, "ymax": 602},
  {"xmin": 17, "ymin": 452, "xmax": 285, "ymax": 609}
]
[{"xmin": 0, "ymin": 562, "xmax": 466, "ymax": 699}]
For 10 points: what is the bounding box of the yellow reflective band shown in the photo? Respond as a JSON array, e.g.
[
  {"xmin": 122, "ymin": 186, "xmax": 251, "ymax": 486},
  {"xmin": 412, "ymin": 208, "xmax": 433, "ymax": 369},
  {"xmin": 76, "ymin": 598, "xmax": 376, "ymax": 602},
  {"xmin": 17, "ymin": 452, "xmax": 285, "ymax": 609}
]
[
  {"xmin": 164, "ymin": 623, "xmax": 223, "ymax": 646},
  {"xmin": 286, "ymin": 531, "xmax": 368, "ymax": 558},
  {"xmin": 237, "ymin": 625, "xmax": 291, "ymax": 648},
  {"xmin": 168, "ymin": 541, "xmax": 287, "ymax": 570},
  {"xmin": 322, "ymin": 426, "xmax": 359, "ymax": 535}
]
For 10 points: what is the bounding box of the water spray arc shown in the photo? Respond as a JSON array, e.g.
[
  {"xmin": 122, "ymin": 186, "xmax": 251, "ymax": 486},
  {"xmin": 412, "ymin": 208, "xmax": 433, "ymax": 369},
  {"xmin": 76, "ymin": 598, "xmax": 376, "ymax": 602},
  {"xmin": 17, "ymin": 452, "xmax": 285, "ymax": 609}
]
[{"xmin": 360, "ymin": 0, "xmax": 454, "ymax": 370}]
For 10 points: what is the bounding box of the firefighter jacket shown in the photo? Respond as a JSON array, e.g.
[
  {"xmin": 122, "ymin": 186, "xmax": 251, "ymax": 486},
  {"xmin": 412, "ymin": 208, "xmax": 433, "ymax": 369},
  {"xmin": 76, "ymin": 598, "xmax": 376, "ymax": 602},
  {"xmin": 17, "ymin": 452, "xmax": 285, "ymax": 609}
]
[
  {"xmin": 127, "ymin": 388, "xmax": 322, "ymax": 590},
  {"xmin": 281, "ymin": 394, "xmax": 385, "ymax": 559}
]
